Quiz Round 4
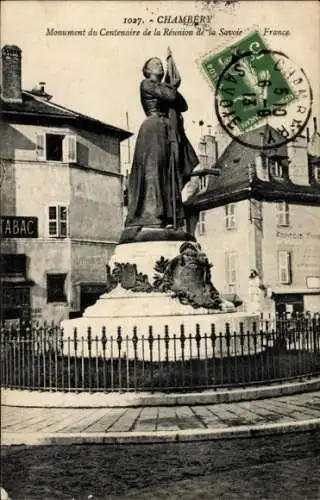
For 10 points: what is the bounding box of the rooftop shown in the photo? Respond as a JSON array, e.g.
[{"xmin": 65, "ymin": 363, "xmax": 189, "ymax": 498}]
[
  {"xmin": 0, "ymin": 89, "xmax": 132, "ymax": 141},
  {"xmin": 185, "ymin": 124, "xmax": 320, "ymax": 211}
]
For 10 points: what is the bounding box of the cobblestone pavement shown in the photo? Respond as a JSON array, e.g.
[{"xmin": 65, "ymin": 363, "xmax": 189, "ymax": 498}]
[
  {"xmin": 1, "ymin": 431, "xmax": 320, "ymax": 499},
  {"xmin": 2, "ymin": 392, "xmax": 320, "ymax": 442}
]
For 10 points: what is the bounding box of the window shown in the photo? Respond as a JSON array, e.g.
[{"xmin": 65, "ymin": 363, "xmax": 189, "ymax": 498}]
[
  {"xmin": 198, "ymin": 211, "xmax": 206, "ymax": 235},
  {"xmin": 47, "ymin": 274, "xmax": 67, "ymax": 303},
  {"xmin": 46, "ymin": 134, "xmax": 64, "ymax": 161},
  {"xmin": 48, "ymin": 205, "xmax": 68, "ymax": 237},
  {"xmin": 199, "ymin": 175, "xmax": 208, "ymax": 190},
  {"xmin": 269, "ymin": 159, "xmax": 283, "ymax": 178},
  {"xmin": 315, "ymin": 166, "xmax": 320, "ymax": 183},
  {"xmin": 225, "ymin": 204, "xmax": 236, "ymax": 229},
  {"xmin": 36, "ymin": 132, "xmax": 77, "ymax": 162},
  {"xmin": 225, "ymin": 251, "xmax": 238, "ymax": 292},
  {"xmin": 278, "ymin": 251, "xmax": 292, "ymax": 284},
  {"xmin": 276, "ymin": 202, "xmax": 290, "ymax": 226}
]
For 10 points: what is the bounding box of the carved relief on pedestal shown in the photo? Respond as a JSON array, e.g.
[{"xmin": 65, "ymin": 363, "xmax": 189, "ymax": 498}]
[{"xmin": 106, "ymin": 242, "xmax": 222, "ymax": 310}]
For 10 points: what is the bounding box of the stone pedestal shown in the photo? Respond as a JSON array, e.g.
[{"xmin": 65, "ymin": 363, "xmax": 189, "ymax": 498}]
[
  {"xmin": 109, "ymin": 240, "xmax": 187, "ymax": 278},
  {"xmin": 61, "ymin": 233, "xmax": 258, "ymax": 343}
]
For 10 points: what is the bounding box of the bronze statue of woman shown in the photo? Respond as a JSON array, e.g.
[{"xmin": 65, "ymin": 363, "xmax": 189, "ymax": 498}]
[{"xmin": 125, "ymin": 48, "xmax": 199, "ymax": 233}]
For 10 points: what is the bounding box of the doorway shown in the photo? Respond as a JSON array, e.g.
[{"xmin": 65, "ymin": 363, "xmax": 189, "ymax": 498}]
[{"xmin": 274, "ymin": 293, "xmax": 304, "ymax": 316}]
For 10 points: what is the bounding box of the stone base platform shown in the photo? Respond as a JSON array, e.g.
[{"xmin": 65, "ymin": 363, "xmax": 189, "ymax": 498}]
[
  {"xmin": 62, "ymin": 287, "xmax": 257, "ymax": 339},
  {"xmin": 61, "ymin": 236, "xmax": 257, "ymax": 357}
]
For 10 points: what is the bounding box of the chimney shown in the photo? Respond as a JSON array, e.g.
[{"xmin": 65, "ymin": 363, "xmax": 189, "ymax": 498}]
[
  {"xmin": 203, "ymin": 134, "xmax": 218, "ymax": 167},
  {"xmin": 198, "ymin": 136, "xmax": 208, "ymax": 168},
  {"xmin": 1, "ymin": 45, "xmax": 22, "ymax": 103},
  {"xmin": 287, "ymin": 135, "xmax": 309, "ymax": 185}
]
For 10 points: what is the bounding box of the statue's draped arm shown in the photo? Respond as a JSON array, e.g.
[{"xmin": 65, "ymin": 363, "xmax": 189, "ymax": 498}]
[
  {"xmin": 142, "ymin": 80, "xmax": 188, "ymax": 113},
  {"xmin": 142, "ymin": 79, "xmax": 177, "ymax": 103}
]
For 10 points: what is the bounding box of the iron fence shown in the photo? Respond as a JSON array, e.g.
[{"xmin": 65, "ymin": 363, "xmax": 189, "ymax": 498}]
[{"xmin": 1, "ymin": 314, "xmax": 320, "ymax": 392}]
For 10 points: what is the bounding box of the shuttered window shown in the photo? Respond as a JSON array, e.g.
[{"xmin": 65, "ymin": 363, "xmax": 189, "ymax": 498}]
[
  {"xmin": 48, "ymin": 205, "xmax": 68, "ymax": 238},
  {"xmin": 278, "ymin": 250, "xmax": 292, "ymax": 284},
  {"xmin": 225, "ymin": 251, "xmax": 238, "ymax": 292},
  {"xmin": 225, "ymin": 204, "xmax": 236, "ymax": 229},
  {"xmin": 198, "ymin": 211, "xmax": 206, "ymax": 235},
  {"xmin": 36, "ymin": 132, "xmax": 77, "ymax": 163},
  {"xmin": 276, "ymin": 202, "xmax": 290, "ymax": 226}
]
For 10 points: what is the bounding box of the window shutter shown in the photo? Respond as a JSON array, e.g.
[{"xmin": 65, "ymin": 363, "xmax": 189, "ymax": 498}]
[
  {"xmin": 277, "ymin": 202, "xmax": 289, "ymax": 226},
  {"xmin": 63, "ymin": 135, "xmax": 77, "ymax": 163},
  {"xmin": 231, "ymin": 253, "xmax": 237, "ymax": 283},
  {"xmin": 225, "ymin": 205, "xmax": 229, "ymax": 228},
  {"xmin": 225, "ymin": 253, "xmax": 230, "ymax": 283},
  {"xmin": 287, "ymin": 252, "xmax": 292, "ymax": 284},
  {"xmin": 59, "ymin": 205, "xmax": 68, "ymax": 237},
  {"xmin": 36, "ymin": 132, "xmax": 46, "ymax": 160},
  {"xmin": 48, "ymin": 206, "xmax": 58, "ymax": 237},
  {"xmin": 68, "ymin": 135, "xmax": 77, "ymax": 162},
  {"xmin": 198, "ymin": 211, "xmax": 206, "ymax": 235},
  {"xmin": 278, "ymin": 250, "xmax": 292, "ymax": 284},
  {"xmin": 225, "ymin": 251, "xmax": 238, "ymax": 284}
]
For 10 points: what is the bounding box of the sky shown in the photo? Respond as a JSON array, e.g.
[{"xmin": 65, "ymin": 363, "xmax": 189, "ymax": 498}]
[{"xmin": 2, "ymin": 0, "xmax": 320, "ymax": 167}]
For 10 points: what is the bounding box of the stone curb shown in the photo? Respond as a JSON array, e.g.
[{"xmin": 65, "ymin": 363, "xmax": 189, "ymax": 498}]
[
  {"xmin": 2, "ymin": 377, "xmax": 320, "ymax": 408},
  {"xmin": 2, "ymin": 419, "xmax": 320, "ymax": 446}
]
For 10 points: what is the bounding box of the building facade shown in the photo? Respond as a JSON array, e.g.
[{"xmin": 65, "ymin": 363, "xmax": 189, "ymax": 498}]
[
  {"xmin": 185, "ymin": 122, "xmax": 320, "ymax": 316},
  {"xmin": 0, "ymin": 45, "xmax": 131, "ymax": 323}
]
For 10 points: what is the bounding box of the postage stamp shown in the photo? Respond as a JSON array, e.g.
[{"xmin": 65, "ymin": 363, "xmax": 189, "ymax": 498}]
[{"xmin": 201, "ymin": 30, "xmax": 312, "ymax": 148}]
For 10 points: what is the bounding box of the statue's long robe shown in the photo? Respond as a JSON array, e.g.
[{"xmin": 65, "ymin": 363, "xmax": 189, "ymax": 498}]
[{"xmin": 125, "ymin": 78, "xmax": 199, "ymax": 228}]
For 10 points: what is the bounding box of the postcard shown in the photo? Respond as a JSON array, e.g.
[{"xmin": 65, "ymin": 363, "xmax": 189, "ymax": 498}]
[{"xmin": 1, "ymin": 1, "xmax": 320, "ymax": 499}]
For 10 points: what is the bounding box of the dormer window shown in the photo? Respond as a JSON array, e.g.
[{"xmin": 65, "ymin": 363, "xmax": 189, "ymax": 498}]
[
  {"xmin": 270, "ymin": 159, "xmax": 283, "ymax": 178},
  {"xmin": 199, "ymin": 175, "xmax": 208, "ymax": 190}
]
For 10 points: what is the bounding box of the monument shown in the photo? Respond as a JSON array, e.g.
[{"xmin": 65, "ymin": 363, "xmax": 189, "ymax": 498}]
[{"xmin": 62, "ymin": 49, "xmax": 257, "ymax": 341}]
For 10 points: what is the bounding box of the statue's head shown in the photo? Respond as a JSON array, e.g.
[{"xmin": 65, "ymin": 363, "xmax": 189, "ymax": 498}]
[{"xmin": 143, "ymin": 57, "xmax": 164, "ymax": 81}]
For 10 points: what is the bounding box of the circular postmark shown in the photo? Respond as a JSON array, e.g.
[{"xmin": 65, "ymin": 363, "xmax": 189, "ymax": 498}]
[{"xmin": 214, "ymin": 49, "xmax": 312, "ymax": 150}]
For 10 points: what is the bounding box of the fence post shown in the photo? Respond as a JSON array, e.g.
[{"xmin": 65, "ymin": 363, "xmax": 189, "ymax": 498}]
[
  {"xmin": 148, "ymin": 326, "xmax": 154, "ymax": 390},
  {"xmin": 210, "ymin": 324, "xmax": 216, "ymax": 386},
  {"xmin": 180, "ymin": 324, "xmax": 186, "ymax": 387},
  {"xmin": 74, "ymin": 328, "xmax": 78, "ymax": 392},
  {"xmin": 87, "ymin": 326, "xmax": 92, "ymax": 392},
  {"xmin": 1, "ymin": 315, "xmax": 320, "ymax": 393},
  {"xmin": 101, "ymin": 326, "xmax": 107, "ymax": 392},
  {"xmin": 132, "ymin": 326, "xmax": 138, "ymax": 391},
  {"xmin": 117, "ymin": 327, "xmax": 122, "ymax": 392}
]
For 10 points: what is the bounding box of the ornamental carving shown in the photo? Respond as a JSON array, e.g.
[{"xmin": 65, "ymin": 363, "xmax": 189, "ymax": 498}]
[
  {"xmin": 153, "ymin": 242, "xmax": 222, "ymax": 309},
  {"xmin": 106, "ymin": 242, "xmax": 223, "ymax": 310}
]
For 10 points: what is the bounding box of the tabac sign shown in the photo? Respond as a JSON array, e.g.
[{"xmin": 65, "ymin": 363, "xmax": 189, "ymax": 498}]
[{"xmin": 0, "ymin": 216, "xmax": 38, "ymax": 238}]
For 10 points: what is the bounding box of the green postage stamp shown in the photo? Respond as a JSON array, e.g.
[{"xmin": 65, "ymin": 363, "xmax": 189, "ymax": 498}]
[{"xmin": 201, "ymin": 30, "xmax": 298, "ymax": 134}]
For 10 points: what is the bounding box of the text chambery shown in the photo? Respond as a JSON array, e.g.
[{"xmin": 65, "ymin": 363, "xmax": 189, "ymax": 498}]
[{"xmin": 156, "ymin": 15, "xmax": 213, "ymax": 24}]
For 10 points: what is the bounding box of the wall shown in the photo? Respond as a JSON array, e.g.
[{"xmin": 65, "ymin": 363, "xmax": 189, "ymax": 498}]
[
  {"xmin": 15, "ymin": 239, "xmax": 71, "ymax": 323},
  {"xmin": 1, "ymin": 119, "xmax": 124, "ymax": 323},
  {"xmin": 1, "ymin": 123, "xmax": 71, "ymax": 322},
  {"xmin": 262, "ymin": 202, "xmax": 320, "ymax": 290},
  {"xmin": 304, "ymin": 294, "xmax": 320, "ymax": 313},
  {"xmin": 0, "ymin": 122, "xmax": 120, "ymax": 174},
  {"xmin": 70, "ymin": 240, "xmax": 115, "ymax": 311},
  {"xmin": 69, "ymin": 167, "xmax": 123, "ymax": 242},
  {"xmin": 75, "ymin": 128, "xmax": 120, "ymax": 174},
  {"xmin": 196, "ymin": 200, "xmax": 251, "ymax": 307}
]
